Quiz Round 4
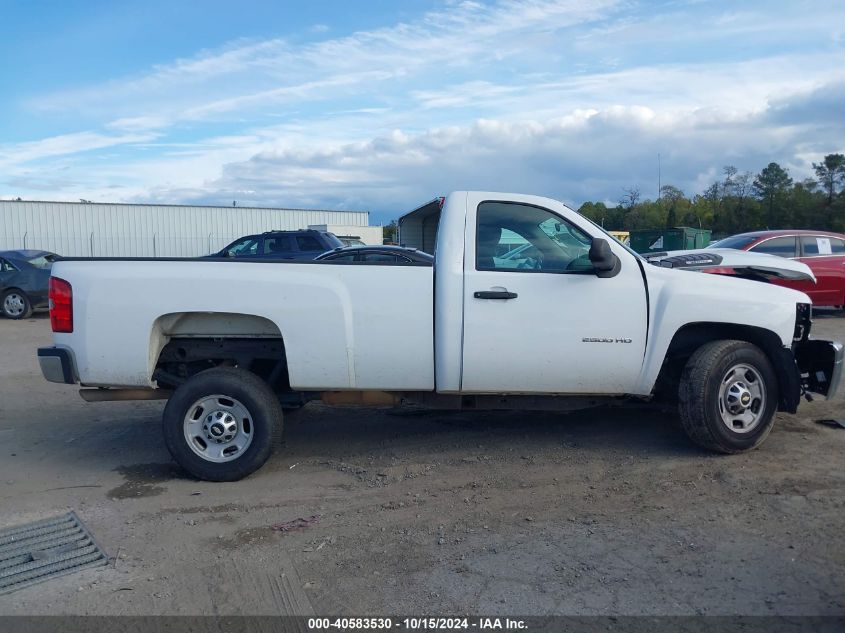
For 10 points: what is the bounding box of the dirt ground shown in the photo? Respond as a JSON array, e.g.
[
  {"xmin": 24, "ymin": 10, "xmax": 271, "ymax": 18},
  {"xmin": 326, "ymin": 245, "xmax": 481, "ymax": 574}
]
[{"xmin": 0, "ymin": 313, "xmax": 843, "ymax": 616}]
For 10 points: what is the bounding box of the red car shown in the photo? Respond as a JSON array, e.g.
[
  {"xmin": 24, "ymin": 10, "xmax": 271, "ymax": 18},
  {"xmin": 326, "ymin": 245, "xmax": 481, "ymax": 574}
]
[{"xmin": 710, "ymin": 230, "xmax": 845, "ymax": 307}]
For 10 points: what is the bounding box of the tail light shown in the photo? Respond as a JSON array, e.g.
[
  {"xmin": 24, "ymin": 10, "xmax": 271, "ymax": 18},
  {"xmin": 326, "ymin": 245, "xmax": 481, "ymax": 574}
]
[{"xmin": 49, "ymin": 277, "xmax": 73, "ymax": 333}]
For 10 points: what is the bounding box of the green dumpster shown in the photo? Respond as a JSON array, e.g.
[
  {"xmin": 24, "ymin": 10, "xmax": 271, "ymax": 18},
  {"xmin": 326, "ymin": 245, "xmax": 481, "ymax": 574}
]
[{"xmin": 629, "ymin": 227, "xmax": 712, "ymax": 254}]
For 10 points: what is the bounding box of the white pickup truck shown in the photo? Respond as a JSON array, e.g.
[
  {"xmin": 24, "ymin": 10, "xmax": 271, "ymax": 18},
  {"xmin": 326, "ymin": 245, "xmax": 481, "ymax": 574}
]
[{"xmin": 38, "ymin": 191, "xmax": 843, "ymax": 481}]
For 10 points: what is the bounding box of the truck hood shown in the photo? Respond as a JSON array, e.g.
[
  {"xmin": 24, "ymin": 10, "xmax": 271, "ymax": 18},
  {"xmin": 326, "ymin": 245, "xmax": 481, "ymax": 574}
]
[{"xmin": 643, "ymin": 248, "xmax": 816, "ymax": 283}]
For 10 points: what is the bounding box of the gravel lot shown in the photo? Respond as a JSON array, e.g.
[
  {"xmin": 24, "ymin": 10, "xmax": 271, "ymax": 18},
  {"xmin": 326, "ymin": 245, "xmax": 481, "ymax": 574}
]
[{"xmin": 0, "ymin": 313, "xmax": 843, "ymax": 616}]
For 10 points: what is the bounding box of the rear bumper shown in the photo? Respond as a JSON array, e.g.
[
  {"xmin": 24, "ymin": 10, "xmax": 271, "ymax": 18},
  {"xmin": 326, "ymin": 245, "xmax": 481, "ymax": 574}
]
[
  {"xmin": 37, "ymin": 347, "xmax": 77, "ymax": 384},
  {"xmin": 795, "ymin": 339, "xmax": 844, "ymax": 400}
]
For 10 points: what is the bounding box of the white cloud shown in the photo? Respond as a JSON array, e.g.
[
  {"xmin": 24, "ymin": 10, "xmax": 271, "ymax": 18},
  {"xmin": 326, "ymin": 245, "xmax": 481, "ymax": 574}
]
[
  {"xmin": 180, "ymin": 70, "xmax": 397, "ymax": 121},
  {"xmin": 125, "ymin": 82, "xmax": 845, "ymax": 214},
  {"xmin": 30, "ymin": 0, "xmax": 619, "ymax": 127},
  {"xmin": 0, "ymin": 131, "xmax": 156, "ymax": 168},
  {"xmin": 107, "ymin": 116, "xmax": 170, "ymax": 131}
]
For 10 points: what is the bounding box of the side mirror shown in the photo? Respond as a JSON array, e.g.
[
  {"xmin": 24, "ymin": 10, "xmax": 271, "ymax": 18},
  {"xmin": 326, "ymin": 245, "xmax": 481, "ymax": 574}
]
[{"xmin": 589, "ymin": 238, "xmax": 621, "ymax": 278}]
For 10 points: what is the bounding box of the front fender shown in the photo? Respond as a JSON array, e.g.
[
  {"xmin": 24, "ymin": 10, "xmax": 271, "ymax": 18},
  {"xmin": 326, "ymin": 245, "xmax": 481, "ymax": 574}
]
[{"xmin": 638, "ymin": 265, "xmax": 808, "ymax": 394}]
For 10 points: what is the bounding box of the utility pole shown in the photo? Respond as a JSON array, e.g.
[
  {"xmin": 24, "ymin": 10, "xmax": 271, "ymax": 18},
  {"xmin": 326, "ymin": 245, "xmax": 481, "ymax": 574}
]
[{"xmin": 657, "ymin": 153, "xmax": 662, "ymax": 201}]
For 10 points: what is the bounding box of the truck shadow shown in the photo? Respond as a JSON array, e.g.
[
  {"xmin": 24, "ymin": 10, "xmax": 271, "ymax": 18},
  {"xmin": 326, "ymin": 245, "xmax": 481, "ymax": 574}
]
[
  {"xmin": 24, "ymin": 403, "xmax": 705, "ymax": 483},
  {"xmin": 280, "ymin": 403, "xmax": 701, "ymax": 460}
]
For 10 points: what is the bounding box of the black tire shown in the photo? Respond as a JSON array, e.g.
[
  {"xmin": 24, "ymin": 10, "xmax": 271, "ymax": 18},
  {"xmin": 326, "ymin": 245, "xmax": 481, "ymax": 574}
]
[
  {"xmin": 162, "ymin": 367, "xmax": 283, "ymax": 481},
  {"xmin": 678, "ymin": 340, "xmax": 778, "ymax": 454},
  {"xmin": 1, "ymin": 289, "xmax": 33, "ymax": 319}
]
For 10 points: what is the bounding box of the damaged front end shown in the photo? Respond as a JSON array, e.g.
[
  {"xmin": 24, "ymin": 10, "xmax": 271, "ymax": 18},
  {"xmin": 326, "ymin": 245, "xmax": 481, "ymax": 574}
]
[
  {"xmin": 792, "ymin": 303, "xmax": 844, "ymax": 401},
  {"xmin": 644, "ymin": 248, "xmax": 817, "ymax": 283}
]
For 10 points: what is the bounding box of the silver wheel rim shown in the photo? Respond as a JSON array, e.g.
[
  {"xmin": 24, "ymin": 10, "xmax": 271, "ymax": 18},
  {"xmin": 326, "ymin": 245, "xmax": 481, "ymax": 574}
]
[
  {"xmin": 3, "ymin": 293, "xmax": 25, "ymax": 316},
  {"xmin": 183, "ymin": 394, "xmax": 254, "ymax": 463},
  {"xmin": 718, "ymin": 363, "xmax": 766, "ymax": 434}
]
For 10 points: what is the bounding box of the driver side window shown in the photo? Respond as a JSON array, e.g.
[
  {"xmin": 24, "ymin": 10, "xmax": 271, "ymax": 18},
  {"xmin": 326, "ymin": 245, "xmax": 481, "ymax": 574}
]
[{"xmin": 476, "ymin": 202, "xmax": 593, "ymax": 273}]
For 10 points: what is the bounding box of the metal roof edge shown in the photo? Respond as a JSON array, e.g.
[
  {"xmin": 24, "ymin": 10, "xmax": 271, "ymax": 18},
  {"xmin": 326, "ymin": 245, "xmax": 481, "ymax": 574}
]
[{"xmin": 0, "ymin": 199, "xmax": 368, "ymax": 215}]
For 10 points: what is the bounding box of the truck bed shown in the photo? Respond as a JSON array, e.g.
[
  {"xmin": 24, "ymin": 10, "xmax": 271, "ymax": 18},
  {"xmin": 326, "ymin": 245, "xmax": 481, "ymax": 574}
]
[{"xmin": 52, "ymin": 258, "xmax": 435, "ymax": 390}]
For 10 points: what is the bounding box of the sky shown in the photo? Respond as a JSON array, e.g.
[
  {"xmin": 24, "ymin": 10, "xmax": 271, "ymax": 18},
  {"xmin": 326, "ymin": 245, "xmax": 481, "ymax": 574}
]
[{"xmin": 1, "ymin": 0, "xmax": 844, "ymax": 224}]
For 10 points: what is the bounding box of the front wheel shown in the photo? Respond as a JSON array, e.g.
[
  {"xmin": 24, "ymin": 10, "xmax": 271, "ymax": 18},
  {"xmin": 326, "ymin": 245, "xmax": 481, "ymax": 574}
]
[
  {"xmin": 678, "ymin": 340, "xmax": 778, "ymax": 454},
  {"xmin": 162, "ymin": 367, "xmax": 282, "ymax": 481},
  {"xmin": 1, "ymin": 289, "xmax": 32, "ymax": 319}
]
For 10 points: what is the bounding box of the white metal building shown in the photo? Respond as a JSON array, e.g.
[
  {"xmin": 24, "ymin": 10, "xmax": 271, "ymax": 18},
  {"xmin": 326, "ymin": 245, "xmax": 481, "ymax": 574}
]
[{"xmin": 0, "ymin": 200, "xmax": 379, "ymax": 257}]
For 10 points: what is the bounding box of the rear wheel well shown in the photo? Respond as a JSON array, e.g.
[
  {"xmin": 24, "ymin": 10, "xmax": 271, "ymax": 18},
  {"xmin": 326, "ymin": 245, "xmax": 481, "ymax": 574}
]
[
  {"xmin": 655, "ymin": 322, "xmax": 800, "ymax": 413},
  {"xmin": 153, "ymin": 337, "xmax": 291, "ymax": 393}
]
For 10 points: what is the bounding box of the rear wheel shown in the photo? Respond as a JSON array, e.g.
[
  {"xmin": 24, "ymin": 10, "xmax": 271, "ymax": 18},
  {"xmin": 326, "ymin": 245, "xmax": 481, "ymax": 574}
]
[
  {"xmin": 678, "ymin": 340, "xmax": 778, "ymax": 453},
  {"xmin": 162, "ymin": 367, "xmax": 282, "ymax": 481},
  {"xmin": 1, "ymin": 289, "xmax": 32, "ymax": 319}
]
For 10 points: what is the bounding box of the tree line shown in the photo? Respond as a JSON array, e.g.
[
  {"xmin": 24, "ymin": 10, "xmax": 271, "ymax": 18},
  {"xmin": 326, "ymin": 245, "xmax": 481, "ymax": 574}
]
[{"xmin": 578, "ymin": 153, "xmax": 845, "ymax": 236}]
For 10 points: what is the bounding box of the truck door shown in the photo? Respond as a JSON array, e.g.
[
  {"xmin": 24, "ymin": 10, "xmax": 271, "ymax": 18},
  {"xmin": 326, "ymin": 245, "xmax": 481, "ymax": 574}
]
[{"xmin": 460, "ymin": 195, "xmax": 648, "ymax": 394}]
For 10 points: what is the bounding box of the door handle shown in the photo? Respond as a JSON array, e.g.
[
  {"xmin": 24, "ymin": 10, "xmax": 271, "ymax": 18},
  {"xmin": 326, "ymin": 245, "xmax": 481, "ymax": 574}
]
[{"xmin": 474, "ymin": 290, "xmax": 518, "ymax": 300}]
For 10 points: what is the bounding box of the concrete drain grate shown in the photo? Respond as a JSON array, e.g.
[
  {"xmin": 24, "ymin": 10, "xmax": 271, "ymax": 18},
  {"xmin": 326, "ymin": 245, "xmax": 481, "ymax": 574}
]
[{"xmin": 0, "ymin": 511, "xmax": 108, "ymax": 595}]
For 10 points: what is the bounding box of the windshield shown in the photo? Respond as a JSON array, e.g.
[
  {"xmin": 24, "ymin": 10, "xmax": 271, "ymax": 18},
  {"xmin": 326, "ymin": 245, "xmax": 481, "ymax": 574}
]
[
  {"xmin": 710, "ymin": 235, "xmax": 759, "ymax": 250},
  {"xmin": 25, "ymin": 253, "xmax": 56, "ymax": 269},
  {"xmin": 223, "ymin": 237, "xmax": 259, "ymax": 257}
]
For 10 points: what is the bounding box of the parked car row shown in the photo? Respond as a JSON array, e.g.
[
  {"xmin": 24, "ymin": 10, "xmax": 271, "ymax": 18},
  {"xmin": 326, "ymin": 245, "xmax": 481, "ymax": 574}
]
[
  {"xmin": 1, "ymin": 237, "xmax": 432, "ymax": 320},
  {"xmin": 207, "ymin": 229, "xmax": 432, "ymax": 263}
]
